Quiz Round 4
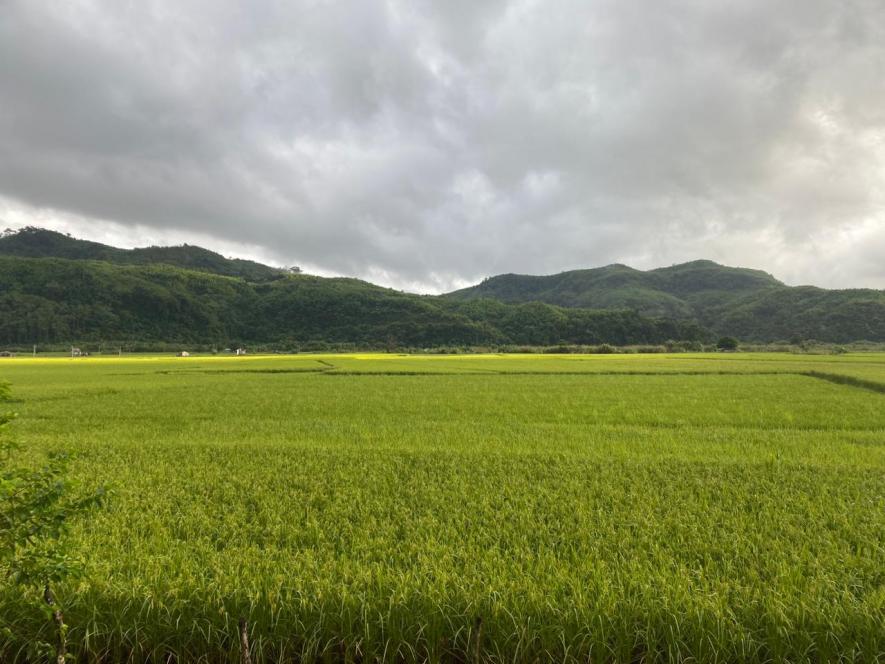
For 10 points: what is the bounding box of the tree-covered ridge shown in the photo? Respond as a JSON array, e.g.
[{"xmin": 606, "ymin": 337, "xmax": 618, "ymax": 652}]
[
  {"xmin": 447, "ymin": 260, "xmax": 885, "ymax": 342},
  {"xmin": 2, "ymin": 228, "xmax": 881, "ymax": 344},
  {"xmin": 0, "ymin": 227, "xmax": 285, "ymax": 282},
  {"xmin": 447, "ymin": 261, "xmax": 782, "ymax": 314},
  {"xmin": 0, "ymin": 256, "xmax": 704, "ymax": 347}
]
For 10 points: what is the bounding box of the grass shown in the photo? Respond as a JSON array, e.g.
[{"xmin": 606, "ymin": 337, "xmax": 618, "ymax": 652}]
[{"xmin": 1, "ymin": 352, "xmax": 883, "ymax": 662}]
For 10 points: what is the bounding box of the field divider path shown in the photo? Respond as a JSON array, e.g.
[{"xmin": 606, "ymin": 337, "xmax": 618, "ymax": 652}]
[
  {"xmin": 802, "ymin": 371, "xmax": 885, "ymax": 394},
  {"xmin": 145, "ymin": 359, "xmax": 341, "ymax": 376},
  {"xmin": 318, "ymin": 366, "xmax": 885, "ymax": 395},
  {"xmin": 110, "ymin": 359, "xmax": 885, "ymax": 394},
  {"xmin": 322, "ymin": 369, "xmax": 797, "ymax": 376}
]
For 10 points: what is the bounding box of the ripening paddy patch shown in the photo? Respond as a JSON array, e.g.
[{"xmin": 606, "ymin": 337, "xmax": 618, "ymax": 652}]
[{"xmin": 1, "ymin": 353, "xmax": 883, "ymax": 662}]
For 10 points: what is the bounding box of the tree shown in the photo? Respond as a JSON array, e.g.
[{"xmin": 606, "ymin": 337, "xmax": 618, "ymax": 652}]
[
  {"xmin": 0, "ymin": 382, "xmax": 106, "ymax": 663},
  {"xmin": 717, "ymin": 336, "xmax": 739, "ymax": 351}
]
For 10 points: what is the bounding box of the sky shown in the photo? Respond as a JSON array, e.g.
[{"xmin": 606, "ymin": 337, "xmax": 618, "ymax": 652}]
[{"xmin": 1, "ymin": 0, "xmax": 884, "ymax": 293}]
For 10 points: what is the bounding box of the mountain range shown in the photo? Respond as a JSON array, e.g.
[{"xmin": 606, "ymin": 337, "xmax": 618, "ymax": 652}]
[
  {"xmin": 0, "ymin": 226, "xmax": 882, "ymax": 346},
  {"xmin": 446, "ymin": 261, "xmax": 885, "ymax": 342}
]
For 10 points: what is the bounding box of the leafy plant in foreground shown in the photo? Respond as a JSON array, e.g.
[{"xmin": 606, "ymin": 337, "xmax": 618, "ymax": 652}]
[{"xmin": 0, "ymin": 382, "xmax": 106, "ymax": 664}]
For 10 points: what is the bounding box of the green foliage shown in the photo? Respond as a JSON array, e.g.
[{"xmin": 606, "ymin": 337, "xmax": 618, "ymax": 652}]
[
  {"xmin": 0, "ymin": 354, "xmax": 882, "ymax": 661},
  {"xmin": 0, "ymin": 227, "xmax": 284, "ymax": 282},
  {"xmin": 4, "ymin": 228, "xmax": 881, "ymax": 344},
  {"xmin": 0, "ymin": 256, "xmax": 705, "ymax": 347},
  {"xmin": 717, "ymin": 336, "xmax": 739, "ymax": 351},
  {"xmin": 709, "ymin": 285, "xmax": 885, "ymax": 342},
  {"xmin": 0, "ymin": 382, "xmax": 106, "ymax": 660},
  {"xmin": 447, "ymin": 260, "xmax": 781, "ymax": 315},
  {"xmin": 0, "ymin": 446, "xmax": 104, "ymax": 588},
  {"xmin": 447, "ymin": 260, "xmax": 885, "ymax": 342}
]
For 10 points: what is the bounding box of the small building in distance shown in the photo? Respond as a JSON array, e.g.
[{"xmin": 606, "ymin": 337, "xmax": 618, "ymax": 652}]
[
  {"xmin": 0, "ymin": 351, "xmax": 16, "ymax": 358},
  {"xmin": 235, "ymin": 348, "xmax": 247, "ymax": 356},
  {"xmin": 178, "ymin": 351, "xmax": 190, "ymax": 357}
]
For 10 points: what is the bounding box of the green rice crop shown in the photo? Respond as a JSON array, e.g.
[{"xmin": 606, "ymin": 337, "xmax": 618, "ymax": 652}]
[{"xmin": 1, "ymin": 353, "xmax": 883, "ymax": 662}]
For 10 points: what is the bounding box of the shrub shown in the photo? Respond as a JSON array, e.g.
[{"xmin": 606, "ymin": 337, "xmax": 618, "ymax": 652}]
[{"xmin": 0, "ymin": 383, "xmax": 107, "ymax": 663}]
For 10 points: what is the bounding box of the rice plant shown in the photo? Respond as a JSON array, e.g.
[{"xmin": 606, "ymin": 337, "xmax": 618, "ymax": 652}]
[{"xmin": 0, "ymin": 352, "xmax": 883, "ymax": 662}]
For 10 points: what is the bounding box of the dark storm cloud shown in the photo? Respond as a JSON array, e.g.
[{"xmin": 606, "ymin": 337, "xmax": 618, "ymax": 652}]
[{"xmin": 1, "ymin": 0, "xmax": 884, "ymax": 290}]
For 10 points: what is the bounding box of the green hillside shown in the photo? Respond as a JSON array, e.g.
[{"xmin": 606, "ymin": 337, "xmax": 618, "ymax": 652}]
[
  {"xmin": 448, "ymin": 261, "xmax": 885, "ymax": 342},
  {"xmin": 0, "ymin": 226, "xmax": 284, "ymax": 282},
  {"xmin": 0, "ymin": 255, "xmax": 703, "ymax": 347},
  {"xmin": 2, "ymin": 228, "xmax": 880, "ymax": 344}
]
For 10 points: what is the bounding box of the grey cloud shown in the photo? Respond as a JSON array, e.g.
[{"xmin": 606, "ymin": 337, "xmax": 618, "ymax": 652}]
[{"xmin": 1, "ymin": 0, "xmax": 884, "ymax": 291}]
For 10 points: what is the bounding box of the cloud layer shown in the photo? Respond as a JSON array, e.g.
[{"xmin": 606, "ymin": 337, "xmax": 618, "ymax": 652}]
[{"xmin": 1, "ymin": 0, "xmax": 884, "ymax": 291}]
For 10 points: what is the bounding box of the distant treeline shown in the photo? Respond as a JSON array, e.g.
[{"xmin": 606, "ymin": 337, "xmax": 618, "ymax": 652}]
[{"xmin": 0, "ymin": 257, "xmax": 706, "ymax": 347}]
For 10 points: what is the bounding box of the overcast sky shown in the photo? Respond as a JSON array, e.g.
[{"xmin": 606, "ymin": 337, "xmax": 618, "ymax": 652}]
[{"xmin": 1, "ymin": 0, "xmax": 884, "ymax": 292}]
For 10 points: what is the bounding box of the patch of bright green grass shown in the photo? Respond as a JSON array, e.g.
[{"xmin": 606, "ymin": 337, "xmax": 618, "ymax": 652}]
[{"xmin": 1, "ymin": 353, "xmax": 883, "ymax": 662}]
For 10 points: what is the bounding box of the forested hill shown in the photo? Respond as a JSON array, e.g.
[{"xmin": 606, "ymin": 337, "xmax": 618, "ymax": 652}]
[
  {"xmin": 0, "ymin": 227, "xmax": 284, "ymax": 282},
  {"xmin": 1, "ymin": 227, "xmax": 881, "ymax": 344},
  {"xmin": 0, "ymin": 255, "xmax": 704, "ymax": 347},
  {"xmin": 447, "ymin": 261, "xmax": 784, "ymax": 315},
  {"xmin": 447, "ymin": 261, "xmax": 885, "ymax": 342}
]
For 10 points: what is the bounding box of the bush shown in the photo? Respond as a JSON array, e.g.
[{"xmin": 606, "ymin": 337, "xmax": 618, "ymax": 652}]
[
  {"xmin": 1, "ymin": 382, "xmax": 107, "ymax": 663},
  {"xmin": 717, "ymin": 336, "xmax": 739, "ymax": 351}
]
